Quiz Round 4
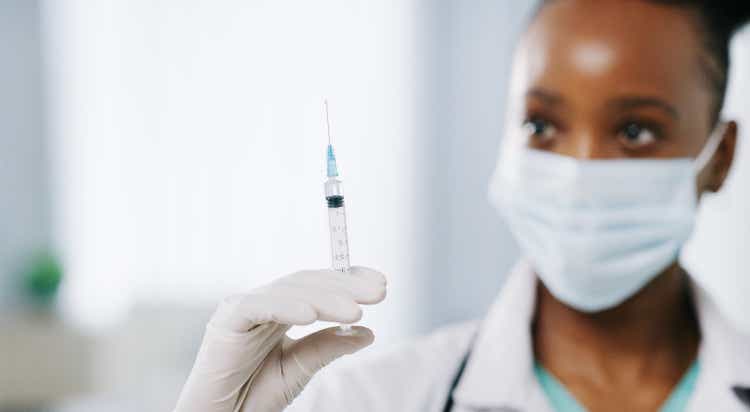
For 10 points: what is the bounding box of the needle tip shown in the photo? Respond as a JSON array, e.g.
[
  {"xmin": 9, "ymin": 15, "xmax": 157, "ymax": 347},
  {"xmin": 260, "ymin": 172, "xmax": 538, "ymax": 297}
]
[{"xmin": 324, "ymin": 98, "xmax": 332, "ymax": 145}]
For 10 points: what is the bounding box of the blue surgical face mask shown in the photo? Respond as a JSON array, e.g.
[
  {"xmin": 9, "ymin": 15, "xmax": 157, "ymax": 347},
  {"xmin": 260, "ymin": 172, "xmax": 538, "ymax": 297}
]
[{"xmin": 488, "ymin": 125, "xmax": 725, "ymax": 312}]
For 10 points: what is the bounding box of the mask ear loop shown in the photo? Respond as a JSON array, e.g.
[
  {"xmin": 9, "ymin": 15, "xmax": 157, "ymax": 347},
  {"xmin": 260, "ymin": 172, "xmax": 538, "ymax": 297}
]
[{"xmin": 694, "ymin": 122, "xmax": 728, "ymax": 173}]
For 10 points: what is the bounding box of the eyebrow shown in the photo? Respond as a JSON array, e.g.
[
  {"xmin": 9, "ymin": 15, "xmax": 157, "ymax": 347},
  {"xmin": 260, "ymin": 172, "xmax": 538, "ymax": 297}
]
[
  {"xmin": 526, "ymin": 88, "xmax": 564, "ymax": 106},
  {"xmin": 607, "ymin": 96, "xmax": 680, "ymax": 119},
  {"xmin": 527, "ymin": 88, "xmax": 680, "ymax": 120}
]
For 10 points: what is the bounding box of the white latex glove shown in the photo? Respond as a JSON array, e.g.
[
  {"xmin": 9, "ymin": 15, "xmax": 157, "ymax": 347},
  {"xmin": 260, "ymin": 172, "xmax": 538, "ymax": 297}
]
[{"xmin": 174, "ymin": 266, "xmax": 387, "ymax": 412}]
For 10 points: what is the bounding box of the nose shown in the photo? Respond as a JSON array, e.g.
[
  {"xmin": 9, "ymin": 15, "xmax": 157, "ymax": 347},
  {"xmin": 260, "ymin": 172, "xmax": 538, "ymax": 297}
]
[{"xmin": 555, "ymin": 129, "xmax": 613, "ymax": 160}]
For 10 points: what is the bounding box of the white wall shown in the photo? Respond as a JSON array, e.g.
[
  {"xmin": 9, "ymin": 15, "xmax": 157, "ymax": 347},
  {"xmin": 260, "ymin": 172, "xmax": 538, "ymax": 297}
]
[
  {"xmin": 416, "ymin": 0, "xmax": 534, "ymax": 331},
  {"xmin": 0, "ymin": 0, "xmax": 50, "ymax": 308}
]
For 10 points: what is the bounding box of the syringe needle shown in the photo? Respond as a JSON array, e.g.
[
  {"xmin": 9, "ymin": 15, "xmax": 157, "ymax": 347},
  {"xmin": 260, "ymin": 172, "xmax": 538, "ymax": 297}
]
[{"xmin": 324, "ymin": 99, "xmax": 332, "ymax": 145}]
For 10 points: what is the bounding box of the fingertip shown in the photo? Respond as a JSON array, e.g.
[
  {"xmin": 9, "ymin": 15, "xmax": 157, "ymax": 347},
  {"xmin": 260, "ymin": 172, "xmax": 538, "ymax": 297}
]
[
  {"xmin": 350, "ymin": 326, "xmax": 375, "ymax": 343},
  {"xmin": 373, "ymin": 284, "xmax": 387, "ymax": 303},
  {"xmin": 349, "ymin": 266, "xmax": 387, "ymax": 285},
  {"xmin": 356, "ymin": 284, "xmax": 386, "ymax": 305},
  {"xmin": 341, "ymin": 304, "xmax": 363, "ymax": 324},
  {"xmin": 326, "ymin": 325, "xmax": 375, "ymax": 349},
  {"xmin": 356, "ymin": 275, "xmax": 387, "ymax": 304},
  {"xmin": 291, "ymin": 326, "xmax": 375, "ymax": 368},
  {"xmin": 346, "ymin": 326, "xmax": 375, "ymax": 348}
]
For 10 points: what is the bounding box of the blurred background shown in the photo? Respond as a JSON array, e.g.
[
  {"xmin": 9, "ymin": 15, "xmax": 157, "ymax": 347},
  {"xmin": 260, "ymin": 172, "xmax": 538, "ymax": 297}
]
[{"xmin": 1, "ymin": 0, "xmax": 748, "ymax": 411}]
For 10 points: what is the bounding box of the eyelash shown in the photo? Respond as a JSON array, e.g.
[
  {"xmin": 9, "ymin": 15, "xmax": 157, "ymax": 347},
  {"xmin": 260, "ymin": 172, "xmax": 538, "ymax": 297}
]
[
  {"xmin": 522, "ymin": 114, "xmax": 665, "ymax": 144},
  {"xmin": 615, "ymin": 120, "xmax": 664, "ymax": 148},
  {"xmin": 522, "ymin": 116, "xmax": 559, "ymax": 142}
]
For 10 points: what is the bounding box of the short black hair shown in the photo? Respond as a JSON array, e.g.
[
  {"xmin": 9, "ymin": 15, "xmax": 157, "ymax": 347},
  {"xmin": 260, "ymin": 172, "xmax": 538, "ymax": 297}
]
[{"xmin": 536, "ymin": 0, "xmax": 750, "ymax": 122}]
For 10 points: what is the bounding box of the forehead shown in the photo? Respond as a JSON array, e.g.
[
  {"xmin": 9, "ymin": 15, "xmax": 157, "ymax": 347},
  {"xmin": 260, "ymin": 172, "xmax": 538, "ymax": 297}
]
[{"xmin": 515, "ymin": 0, "xmax": 711, "ymax": 116}]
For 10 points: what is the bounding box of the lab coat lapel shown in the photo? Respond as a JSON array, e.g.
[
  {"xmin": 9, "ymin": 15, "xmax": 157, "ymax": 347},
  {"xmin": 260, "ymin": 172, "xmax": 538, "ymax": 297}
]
[
  {"xmin": 451, "ymin": 261, "xmax": 552, "ymax": 411},
  {"xmin": 688, "ymin": 281, "xmax": 750, "ymax": 411}
]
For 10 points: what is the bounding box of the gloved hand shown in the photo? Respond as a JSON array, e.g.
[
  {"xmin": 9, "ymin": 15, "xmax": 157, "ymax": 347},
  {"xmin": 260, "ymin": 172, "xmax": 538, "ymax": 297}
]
[{"xmin": 174, "ymin": 266, "xmax": 387, "ymax": 412}]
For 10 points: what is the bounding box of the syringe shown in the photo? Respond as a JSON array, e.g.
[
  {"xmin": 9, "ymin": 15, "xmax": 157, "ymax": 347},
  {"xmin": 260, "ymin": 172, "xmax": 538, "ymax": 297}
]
[{"xmin": 323, "ymin": 100, "xmax": 356, "ymax": 336}]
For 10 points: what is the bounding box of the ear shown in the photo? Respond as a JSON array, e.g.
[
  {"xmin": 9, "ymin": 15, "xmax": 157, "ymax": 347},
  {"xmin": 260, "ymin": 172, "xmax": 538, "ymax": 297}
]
[{"xmin": 705, "ymin": 121, "xmax": 738, "ymax": 193}]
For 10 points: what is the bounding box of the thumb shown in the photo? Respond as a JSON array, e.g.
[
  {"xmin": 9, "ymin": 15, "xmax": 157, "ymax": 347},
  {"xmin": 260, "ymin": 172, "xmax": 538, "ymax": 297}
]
[
  {"xmin": 240, "ymin": 327, "xmax": 374, "ymax": 412},
  {"xmin": 285, "ymin": 326, "xmax": 374, "ymax": 384}
]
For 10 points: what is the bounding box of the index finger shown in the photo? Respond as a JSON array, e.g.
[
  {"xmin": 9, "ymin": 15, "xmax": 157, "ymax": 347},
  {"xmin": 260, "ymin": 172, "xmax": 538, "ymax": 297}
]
[{"xmin": 284, "ymin": 267, "xmax": 387, "ymax": 305}]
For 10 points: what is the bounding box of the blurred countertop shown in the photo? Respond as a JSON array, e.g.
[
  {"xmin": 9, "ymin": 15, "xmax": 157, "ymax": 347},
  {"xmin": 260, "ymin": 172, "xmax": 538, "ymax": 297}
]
[{"xmin": 0, "ymin": 305, "xmax": 213, "ymax": 412}]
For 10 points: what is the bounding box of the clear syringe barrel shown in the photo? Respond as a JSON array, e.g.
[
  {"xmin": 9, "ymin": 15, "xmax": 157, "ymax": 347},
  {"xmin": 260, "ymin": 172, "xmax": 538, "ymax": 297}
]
[{"xmin": 325, "ymin": 178, "xmax": 350, "ymax": 272}]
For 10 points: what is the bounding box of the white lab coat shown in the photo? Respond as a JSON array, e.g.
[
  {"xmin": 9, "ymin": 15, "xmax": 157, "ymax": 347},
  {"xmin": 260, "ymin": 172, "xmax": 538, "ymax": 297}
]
[{"xmin": 289, "ymin": 262, "xmax": 750, "ymax": 411}]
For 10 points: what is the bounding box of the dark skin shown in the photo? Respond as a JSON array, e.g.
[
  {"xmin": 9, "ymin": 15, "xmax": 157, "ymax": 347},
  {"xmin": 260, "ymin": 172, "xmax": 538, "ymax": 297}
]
[{"xmin": 512, "ymin": 1, "xmax": 739, "ymax": 410}]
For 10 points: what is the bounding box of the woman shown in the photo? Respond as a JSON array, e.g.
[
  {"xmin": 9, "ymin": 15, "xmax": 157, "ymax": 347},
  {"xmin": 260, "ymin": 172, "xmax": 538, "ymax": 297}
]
[{"xmin": 174, "ymin": 1, "xmax": 750, "ymax": 411}]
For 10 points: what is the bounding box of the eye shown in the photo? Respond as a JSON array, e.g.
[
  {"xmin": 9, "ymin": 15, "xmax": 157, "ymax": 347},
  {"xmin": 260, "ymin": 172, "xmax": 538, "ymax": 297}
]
[
  {"xmin": 522, "ymin": 117, "xmax": 557, "ymax": 143},
  {"xmin": 618, "ymin": 122, "xmax": 658, "ymax": 149}
]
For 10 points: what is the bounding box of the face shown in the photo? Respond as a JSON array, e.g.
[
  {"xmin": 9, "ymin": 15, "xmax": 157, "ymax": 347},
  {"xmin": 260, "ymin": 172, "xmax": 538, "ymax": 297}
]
[{"xmin": 506, "ymin": 0, "xmax": 737, "ymax": 193}]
